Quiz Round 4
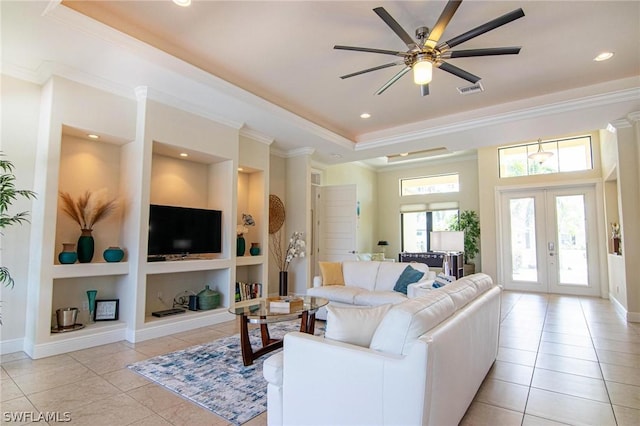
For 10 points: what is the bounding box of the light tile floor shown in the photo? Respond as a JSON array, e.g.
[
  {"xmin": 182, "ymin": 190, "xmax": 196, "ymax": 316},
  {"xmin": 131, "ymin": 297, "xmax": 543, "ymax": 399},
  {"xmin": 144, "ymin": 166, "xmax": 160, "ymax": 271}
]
[{"xmin": 1, "ymin": 291, "xmax": 639, "ymax": 425}]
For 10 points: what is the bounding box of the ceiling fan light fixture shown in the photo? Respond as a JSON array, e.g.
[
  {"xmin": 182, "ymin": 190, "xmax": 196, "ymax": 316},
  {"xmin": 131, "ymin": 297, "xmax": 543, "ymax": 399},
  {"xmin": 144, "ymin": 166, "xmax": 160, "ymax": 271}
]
[{"xmin": 413, "ymin": 59, "xmax": 433, "ymax": 85}]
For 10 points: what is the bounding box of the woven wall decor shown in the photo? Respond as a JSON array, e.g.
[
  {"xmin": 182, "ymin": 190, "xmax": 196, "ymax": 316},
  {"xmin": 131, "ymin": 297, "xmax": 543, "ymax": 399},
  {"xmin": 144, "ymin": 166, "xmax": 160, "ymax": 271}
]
[{"xmin": 269, "ymin": 194, "xmax": 285, "ymax": 234}]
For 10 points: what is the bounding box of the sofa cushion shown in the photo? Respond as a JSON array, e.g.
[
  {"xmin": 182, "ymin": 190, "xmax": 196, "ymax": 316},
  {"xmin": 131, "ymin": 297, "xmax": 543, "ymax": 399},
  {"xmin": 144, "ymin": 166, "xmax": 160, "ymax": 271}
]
[
  {"xmin": 263, "ymin": 352, "xmax": 284, "ymax": 386},
  {"xmin": 342, "ymin": 261, "xmax": 380, "ymax": 291},
  {"xmin": 319, "ymin": 261, "xmax": 345, "ymax": 286},
  {"xmin": 325, "ymin": 304, "xmax": 392, "ymax": 347},
  {"xmin": 466, "ymin": 273, "xmax": 493, "ymax": 294},
  {"xmin": 307, "ymin": 285, "xmax": 365, "ymax": 304},
  {"xmin": 370, "ymin": 290, "xmax": 456, "ymax": 355},
  {"xmin": 393, "ymin": 265, "xmax": 425, "ymax": 294},
  {"xmin": 374, "ymin": 262, "xmax": 429, "ymax": 292},
  {"xmin": 353, "ymin": 291, "xmax": 407, "ymax": 306},
  {"xmin": 442, "ymin": 279, "xmax": 478, "ymax": 310}
]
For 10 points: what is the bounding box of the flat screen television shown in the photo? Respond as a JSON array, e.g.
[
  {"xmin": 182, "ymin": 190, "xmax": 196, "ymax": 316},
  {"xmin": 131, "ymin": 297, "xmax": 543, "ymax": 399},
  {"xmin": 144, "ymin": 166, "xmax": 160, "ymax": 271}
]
[{"xmin": 148, "ymin": 204, "xmax": 222, "ymax": 256}]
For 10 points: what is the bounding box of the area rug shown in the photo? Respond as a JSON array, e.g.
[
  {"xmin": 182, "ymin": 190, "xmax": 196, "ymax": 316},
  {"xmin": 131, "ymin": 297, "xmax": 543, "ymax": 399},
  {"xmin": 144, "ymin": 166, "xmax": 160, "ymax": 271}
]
[{"xmin": 128, "ymin": 320, "xmax": 323, "ymax": 425}]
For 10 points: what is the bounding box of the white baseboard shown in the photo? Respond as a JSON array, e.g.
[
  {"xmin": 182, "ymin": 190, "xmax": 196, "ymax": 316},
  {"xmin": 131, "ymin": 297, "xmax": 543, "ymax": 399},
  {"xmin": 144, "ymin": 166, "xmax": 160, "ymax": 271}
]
[
  {"xmin": 608, "ymin": 293, "xmax": 639, "ymax": 323},
  {"xmin": 627, "ymin": 311, "xmax": 640, "ymax": 323},
  {"xmin": 26, "ymin": 327, "xmax": 127, "ymax": 359},
  {"xmin": 130, "ymin": 310, "xmax": 235, "ymax": 343},
  {"xmin": 0, "ymin": 337, "xmax": 25, "ymax": 355}
]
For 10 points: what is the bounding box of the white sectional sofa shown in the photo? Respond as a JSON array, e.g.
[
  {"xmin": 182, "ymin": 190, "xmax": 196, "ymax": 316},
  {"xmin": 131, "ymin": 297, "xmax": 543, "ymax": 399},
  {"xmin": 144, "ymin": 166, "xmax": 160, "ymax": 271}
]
[
  {"xmin": 307, "ymin": 260, "xmax": 436, "ymax": 320},
  {"xmin": 263, "ymin": 273, "xmax": 501, "ymax": 426}
]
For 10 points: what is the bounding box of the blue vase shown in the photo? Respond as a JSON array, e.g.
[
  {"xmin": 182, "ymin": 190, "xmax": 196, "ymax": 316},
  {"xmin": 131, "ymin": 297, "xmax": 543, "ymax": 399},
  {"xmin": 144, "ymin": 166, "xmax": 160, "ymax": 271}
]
[
  {"xmin": 237, "ymin": 236, "xmax": 245, "ymax": 256},
  {"xmin": 77, "ymin": 229, "xmax": 94, "ymax": 263},
  {"xmin": 103, "ymin": 246, "xmax": 124, "ymax": 262},
  {"xmin": 86, "ymin": 289, "xmax": 97, "ymax": 323},
  {"xmin": 249, "ymin": 243, "xmax": 260, "ymax": 256},
  {"xmin": 58, "ymin": 243, "xmax": 77, "ymax": 264}
]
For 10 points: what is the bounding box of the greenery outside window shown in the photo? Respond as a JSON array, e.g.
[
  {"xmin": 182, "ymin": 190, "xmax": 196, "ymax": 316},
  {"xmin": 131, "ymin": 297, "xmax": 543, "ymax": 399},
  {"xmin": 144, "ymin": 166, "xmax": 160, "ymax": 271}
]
[
  {"xmin": 400, "ymin": 173, "xmax": 459, "ymax": 196},
  {"xmin": 498, "ymin": 135, "xmax": 592, "ymax": 178}
]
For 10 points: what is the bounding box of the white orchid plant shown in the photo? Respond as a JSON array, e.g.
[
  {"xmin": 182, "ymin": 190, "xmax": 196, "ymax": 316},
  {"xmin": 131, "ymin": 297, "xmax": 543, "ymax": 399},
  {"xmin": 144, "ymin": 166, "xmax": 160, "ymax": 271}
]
[
  {"xmin": 236, "ymin": 213, "xmax": 255, "ymax": 237},
  {"xmin": 271, "ymin": 230, "xmax": 306, "ymax": 272}
]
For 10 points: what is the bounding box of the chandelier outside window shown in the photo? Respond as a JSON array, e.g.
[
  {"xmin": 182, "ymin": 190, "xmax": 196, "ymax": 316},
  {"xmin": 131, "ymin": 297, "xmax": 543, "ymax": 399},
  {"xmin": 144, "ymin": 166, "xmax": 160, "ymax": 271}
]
[{"xmin": 528, "ymin": 139, "xmax": 554, "ymax": 164}]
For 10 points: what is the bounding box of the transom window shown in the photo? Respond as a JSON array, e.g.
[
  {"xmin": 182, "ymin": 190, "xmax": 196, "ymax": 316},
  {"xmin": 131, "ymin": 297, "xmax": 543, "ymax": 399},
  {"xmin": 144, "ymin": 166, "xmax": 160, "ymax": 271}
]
[
  {"xmin": 498, "ymin": 135, "xmax": 593, "ymax": 178},
  {"xmin": 400, "ymin": 173, "xmax": 459, "ymax": 196}
]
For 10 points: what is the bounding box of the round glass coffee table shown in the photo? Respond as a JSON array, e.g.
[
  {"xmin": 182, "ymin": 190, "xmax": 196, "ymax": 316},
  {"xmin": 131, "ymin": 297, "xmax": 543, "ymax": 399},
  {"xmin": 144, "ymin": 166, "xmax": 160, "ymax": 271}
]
[{"xmin": 229, "ymin": 296, "xmax": 328, "ymax": 366}]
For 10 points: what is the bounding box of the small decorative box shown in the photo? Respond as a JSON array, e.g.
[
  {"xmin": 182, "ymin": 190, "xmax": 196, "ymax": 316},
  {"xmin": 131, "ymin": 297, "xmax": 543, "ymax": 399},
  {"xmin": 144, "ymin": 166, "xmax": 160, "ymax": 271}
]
[{"xmin": 268, "ymin": 297, "xmax": 304, "ymax": 313}]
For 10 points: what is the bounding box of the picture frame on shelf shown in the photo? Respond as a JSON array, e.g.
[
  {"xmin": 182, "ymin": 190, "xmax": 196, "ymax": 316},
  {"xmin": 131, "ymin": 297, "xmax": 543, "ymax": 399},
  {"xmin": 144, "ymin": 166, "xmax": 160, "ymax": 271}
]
[{"xmin": 94, "ymin": 299, "xmax": 119, "ymax": 321}]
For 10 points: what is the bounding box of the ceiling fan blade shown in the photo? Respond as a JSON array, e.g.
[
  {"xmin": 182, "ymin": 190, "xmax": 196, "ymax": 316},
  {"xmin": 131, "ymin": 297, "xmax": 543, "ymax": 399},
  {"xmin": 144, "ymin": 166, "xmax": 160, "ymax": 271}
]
[
  {"xmin": 424, "ymin": 0, "xmax": 462, "ymax": 48},
  {"xmin": 373, "ymin": 7, "xmax": 417, "ymax": 49},
  {"xmin": 438, "ymin": 8, "xmax": 525, "ymax": 50},
  {"xmin": 334, "ymin": 45, "xmax": 408, "ymax": 57},
  {"xmin": 340, "ymin": 62, "xmax": 404, "ymax": 79},
  {"xmin": 442, "ymin": 47, "xmax": 521, "ymax": 58},
  {"xmin": 420, "ymin": 84, "xmax": 430, "ymax": 96},
  {"xmin": 437, "ymin": 61, "xmax": 481, "ymax": 83},
  {"xmin": 375, "ymin": 66, "xmax": 411, "ymax": 95}
]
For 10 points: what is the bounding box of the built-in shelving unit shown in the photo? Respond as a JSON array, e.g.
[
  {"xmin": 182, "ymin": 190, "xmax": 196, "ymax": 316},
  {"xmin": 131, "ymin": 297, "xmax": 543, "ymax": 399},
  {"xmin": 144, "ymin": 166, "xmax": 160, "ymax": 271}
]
[{"xmin": 24, "ymin": 77, "xmax": 271, "ymax": 358}]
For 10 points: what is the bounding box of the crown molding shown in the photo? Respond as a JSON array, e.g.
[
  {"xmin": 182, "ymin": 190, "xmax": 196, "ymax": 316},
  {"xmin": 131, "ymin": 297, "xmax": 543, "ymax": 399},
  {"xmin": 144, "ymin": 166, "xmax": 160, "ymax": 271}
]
[
  {"xmin": 356, "ymin": 86, "xmax": 640, "ymax": 150},
  {"xmin": 239, "ymin": 127, "xmax": 274, "ymax": 145}
]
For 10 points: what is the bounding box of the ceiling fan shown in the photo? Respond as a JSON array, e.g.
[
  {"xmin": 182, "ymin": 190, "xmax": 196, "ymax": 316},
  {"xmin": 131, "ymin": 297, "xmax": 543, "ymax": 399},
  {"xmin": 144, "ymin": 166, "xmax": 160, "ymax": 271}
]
[{"xmin": 335, "ymin": 0, "xmax": 525, "ymax": 96}]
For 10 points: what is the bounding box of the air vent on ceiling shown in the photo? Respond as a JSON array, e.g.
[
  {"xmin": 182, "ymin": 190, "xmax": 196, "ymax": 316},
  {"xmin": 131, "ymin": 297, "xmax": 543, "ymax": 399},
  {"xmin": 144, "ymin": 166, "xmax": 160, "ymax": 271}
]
[{"xmin": 457, "ymin": 82, "xmax": 484, "ymax": 95}]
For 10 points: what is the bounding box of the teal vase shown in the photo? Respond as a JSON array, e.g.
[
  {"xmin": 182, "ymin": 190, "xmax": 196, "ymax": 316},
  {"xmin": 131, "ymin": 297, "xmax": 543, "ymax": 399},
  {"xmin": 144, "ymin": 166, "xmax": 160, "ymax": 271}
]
[
  {"xmin": 86, "ymin": 289, "xmax": 97, "ymax": 323},
  {"xmin": 58, "ymin": 243, "xmax": 77, "ymax": 264},
  {"xmin": 103, "ymin": 246, "xmax": 124, "ymax": 262},
  {"xmin": 77, "ymin": 229, "xmax": 95, "ymax": 263},
  {"xmin": 236, "ymin": 236, "xmax": 245, "ymax": 256}
]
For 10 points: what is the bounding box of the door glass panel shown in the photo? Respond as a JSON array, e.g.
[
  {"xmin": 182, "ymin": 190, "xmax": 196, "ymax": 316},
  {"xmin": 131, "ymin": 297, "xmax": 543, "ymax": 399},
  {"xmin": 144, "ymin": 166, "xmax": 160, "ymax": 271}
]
[
  {"xmin": 555, "ymin": 195, "xmax": 588, "ymax": 285},
  {"xmin": 510, "ymin": 198, "xmax": 538, "ymax": 281}
]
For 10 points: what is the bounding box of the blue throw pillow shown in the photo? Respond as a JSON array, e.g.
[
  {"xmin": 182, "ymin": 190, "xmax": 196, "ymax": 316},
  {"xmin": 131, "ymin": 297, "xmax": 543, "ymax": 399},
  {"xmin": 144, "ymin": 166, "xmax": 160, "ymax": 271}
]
[{"xmin": 393, "ymin": 265, "xmax": 425, "ymax": 294}]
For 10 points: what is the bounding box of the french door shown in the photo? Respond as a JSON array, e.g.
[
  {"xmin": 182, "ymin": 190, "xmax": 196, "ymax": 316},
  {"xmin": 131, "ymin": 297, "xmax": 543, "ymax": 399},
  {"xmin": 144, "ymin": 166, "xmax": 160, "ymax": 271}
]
[{"xmin": 499, "ymin": 185, "xmax": 600, "ymax": 296}]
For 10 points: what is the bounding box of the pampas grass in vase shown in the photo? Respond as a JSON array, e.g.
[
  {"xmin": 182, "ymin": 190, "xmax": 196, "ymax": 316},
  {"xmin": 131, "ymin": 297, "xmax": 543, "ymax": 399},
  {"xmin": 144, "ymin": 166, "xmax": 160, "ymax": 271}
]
[{"xmin": 59, "ymin": 189, "xmax": 119, "ymax": 263}]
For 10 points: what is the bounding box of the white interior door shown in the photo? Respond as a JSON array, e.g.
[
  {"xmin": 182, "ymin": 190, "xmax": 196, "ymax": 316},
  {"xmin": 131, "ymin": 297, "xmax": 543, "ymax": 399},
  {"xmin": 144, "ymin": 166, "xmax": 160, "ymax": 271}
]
[
  {"xmin": 500, "ymin": 185, "xmax": 600, "ymax": 296},
  {"xmin": 318, "ymin": 184, "xmax": 357, "ymax": 262}
]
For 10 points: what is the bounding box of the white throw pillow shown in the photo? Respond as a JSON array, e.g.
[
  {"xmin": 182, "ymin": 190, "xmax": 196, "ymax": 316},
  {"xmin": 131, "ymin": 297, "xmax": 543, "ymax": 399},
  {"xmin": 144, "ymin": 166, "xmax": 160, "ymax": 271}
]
[{"xmin": 325, "ymin": 304, "xmax": 393, "ymax": 347}]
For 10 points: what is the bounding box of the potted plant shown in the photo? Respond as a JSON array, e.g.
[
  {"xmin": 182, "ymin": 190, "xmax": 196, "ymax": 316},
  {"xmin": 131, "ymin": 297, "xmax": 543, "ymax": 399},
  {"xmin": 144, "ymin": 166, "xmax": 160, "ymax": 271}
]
[
  {"xmin": 448, "ymin": 210, "xmax": 480, "ymax": 275},
  {"xmin": 1, "ymin": 153, "xmax": 37, "ymax": 324}
]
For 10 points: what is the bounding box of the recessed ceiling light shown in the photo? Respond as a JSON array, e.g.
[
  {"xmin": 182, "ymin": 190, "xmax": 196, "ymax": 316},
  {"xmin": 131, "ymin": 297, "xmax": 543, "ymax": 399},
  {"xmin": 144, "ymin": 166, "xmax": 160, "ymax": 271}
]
[
  {"xmin": 331, "ymin": 153, "xmax": 342, "ymax": 159},
  {"xmin": 87, "ymin": 134, "xmax": 99, "ymax": 139},
  {"xmin": 179, "ymin": 152, "xmax": 188, "ymax": 157},
  {"xmin": 594, "ymin": 52, "xmax": 614, "ymax": 62},
  {"xmin": 360, "ymin": 113, "xmax": 371, "ymax": 119},
  {"xmin": 238, "ymin": 167, "xmax": 244, "ymax": 172},
  {"xmin": 399, "ymin": 152, "xmax": 409, "ymax": 157},
  {"xmin": 172, "ymin": 0, "xmax": 191, "ymax": 7}
]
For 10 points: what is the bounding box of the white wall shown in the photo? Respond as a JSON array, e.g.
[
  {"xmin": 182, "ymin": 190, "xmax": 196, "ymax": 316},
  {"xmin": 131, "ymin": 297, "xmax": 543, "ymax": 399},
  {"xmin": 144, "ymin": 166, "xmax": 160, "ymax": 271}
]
[
  {"xmin": 268, "ymin": 154, "xmax": 286, "ymax": 295},
  {"xmin": 0, "ymin": 75, "xmax": 40, "ymax": 347}
]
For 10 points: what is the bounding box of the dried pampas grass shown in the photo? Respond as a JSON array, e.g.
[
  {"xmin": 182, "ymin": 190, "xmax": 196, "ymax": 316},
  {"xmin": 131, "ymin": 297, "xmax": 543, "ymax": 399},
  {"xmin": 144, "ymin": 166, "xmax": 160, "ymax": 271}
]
[{"xmin": 59, "ymin": 189, "xmax": 118, "ymax": 230}]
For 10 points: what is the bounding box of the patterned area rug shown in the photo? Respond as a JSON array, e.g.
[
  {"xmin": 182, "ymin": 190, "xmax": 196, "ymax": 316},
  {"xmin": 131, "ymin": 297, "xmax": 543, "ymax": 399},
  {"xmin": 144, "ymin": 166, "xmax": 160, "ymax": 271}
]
[{"xmin": 128, "ymin": 320, "xmax": 323, "ymax": 425}]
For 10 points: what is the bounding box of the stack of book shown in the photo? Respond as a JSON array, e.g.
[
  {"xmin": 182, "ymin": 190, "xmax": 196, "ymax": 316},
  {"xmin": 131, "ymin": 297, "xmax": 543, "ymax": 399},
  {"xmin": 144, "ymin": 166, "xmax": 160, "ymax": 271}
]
[
  {"xmin": 235, "ymin": 282, "xmax": 262, "ymax": 302},
  {"xmin": 268, "ymin": 296, "xmax": 304, "ymax": 313}
]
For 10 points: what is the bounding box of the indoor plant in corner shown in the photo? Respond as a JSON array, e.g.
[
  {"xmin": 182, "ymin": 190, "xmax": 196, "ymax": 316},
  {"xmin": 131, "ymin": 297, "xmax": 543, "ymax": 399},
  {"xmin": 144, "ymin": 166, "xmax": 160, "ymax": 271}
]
[
  {"xmin": 448, "ymin": 209, "xmax": 480, "ymax": 275},
  {"xmin": 0, "ymin": 153, "xmax": 37, "ymax": 324}
]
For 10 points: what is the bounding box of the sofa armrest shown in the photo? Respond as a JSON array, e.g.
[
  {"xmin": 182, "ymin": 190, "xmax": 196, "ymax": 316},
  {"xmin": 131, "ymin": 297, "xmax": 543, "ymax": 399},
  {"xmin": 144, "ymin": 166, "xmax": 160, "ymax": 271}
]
[
  {"xmin": 280, "ymin": 332, "xmax": 428, "ymax": 426},
  {"xmin": 312, "ymin": 276, "xmax": 322, "ymax": 288}
]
